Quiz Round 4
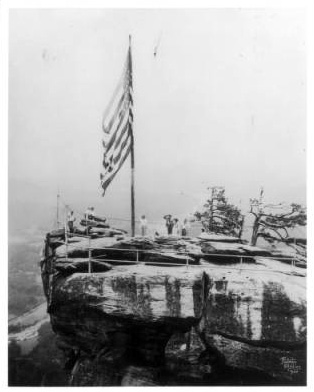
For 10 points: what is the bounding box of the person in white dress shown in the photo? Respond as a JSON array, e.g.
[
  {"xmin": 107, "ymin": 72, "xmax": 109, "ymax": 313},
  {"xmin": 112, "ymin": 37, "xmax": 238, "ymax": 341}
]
[
  {"xmin": 139, "ymin": 215, "xmax": 148, "ymax": 236},
  {"xmin": 173, "ymin": 218, "xmax": 181, "ymax": 236}
]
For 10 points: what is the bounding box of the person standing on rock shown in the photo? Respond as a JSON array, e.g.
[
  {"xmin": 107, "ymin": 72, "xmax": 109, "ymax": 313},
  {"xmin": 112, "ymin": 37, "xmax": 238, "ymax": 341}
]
[
  {"xmin": 67, "ymin": 211, "xmax": 76, "ymax": 233},
  {"xmin": 89, "ymin": 207, "xmax": 95, "ymax": 220},
  {"xmin": 173, "ymin": 218, "xmax": 181, "ymax": 236},
  {"xmin": 182, "ymin": 218, "xmax": 189, "ymax": 236},
  {"xmin": 85, "ymin": 206, "xmax": 95, "ymax": 221},
  {"xmin": 139, "ymin": 215, "xmax": 148, "ymax": 236},
  {"xmin": 84, "ymin": 207, "xmax": 91, "ymax": 220},
  {"xmin": 163, "ymin": 214, "xmax": 174, "ymax": 235}
]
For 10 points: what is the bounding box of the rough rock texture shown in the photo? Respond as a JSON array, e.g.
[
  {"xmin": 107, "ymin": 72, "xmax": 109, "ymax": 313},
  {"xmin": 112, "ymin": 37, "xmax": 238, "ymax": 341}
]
[
  {"xmin": 53, "ymin": 234, "xmax": 300, "ymax": 269},
  {"xmin": 45, "ymin": 261, "xmax": 306, "ymax": 385},
  {"xmin": 198, "ymin": 264, "xmax": 306, "ymax": 383},
  {"xmin": 202, "ymin": 266, "xmax": 306, "ymax": 344},
  {"xmin": 40, "ymin": 232, "xmax": 306, "ymax": 386},
  {"xmin": 48, "ymin": 266, "xmax": 207, "ymax": 385}
]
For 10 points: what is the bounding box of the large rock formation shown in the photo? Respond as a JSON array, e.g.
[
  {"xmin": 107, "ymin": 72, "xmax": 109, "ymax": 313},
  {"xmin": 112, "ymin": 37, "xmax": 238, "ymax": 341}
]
[
  {"xmin": 41, "ymin": 234, "xmax": 306, "ymax": 385},
  {"xmin": 48, "ymin": 266, "xmax": 207, "ymax": 385}
]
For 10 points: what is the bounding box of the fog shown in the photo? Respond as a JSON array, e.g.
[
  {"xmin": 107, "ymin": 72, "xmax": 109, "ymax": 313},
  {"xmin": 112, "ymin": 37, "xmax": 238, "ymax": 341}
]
[{"xmin": 9, "ymin": 8, "xmax": 306, "ymax": 232}]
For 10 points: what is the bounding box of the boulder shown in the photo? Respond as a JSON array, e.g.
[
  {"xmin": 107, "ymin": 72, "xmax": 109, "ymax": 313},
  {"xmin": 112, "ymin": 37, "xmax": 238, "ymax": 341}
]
[
  {"xmin": 48, "ymin": 265, "xmax": 207, "ymax": 385},
  {"xmin": 41, "ymin": 231, "xmax": 307, "ymax": 386}
]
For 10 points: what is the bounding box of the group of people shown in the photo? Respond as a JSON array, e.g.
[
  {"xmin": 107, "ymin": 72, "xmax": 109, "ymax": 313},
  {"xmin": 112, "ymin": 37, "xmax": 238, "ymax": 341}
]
[
  {"xmin": 67, "ymin": 208, "xmax": 191, "ymax": 237},
  {"xmin": 139, "ymin": 214, "xmax": 190, "ymax": 237},
  {"xmin": 66, "ymin": 206, "xmax": 97, "ymax": 233},
  {"xmin": 163, "ymin": 215, "xmax": 190, "ymax": 237}
]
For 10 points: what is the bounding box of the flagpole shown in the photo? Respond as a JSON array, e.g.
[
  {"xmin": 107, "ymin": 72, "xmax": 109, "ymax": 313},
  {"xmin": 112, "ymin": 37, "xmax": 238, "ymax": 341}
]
[{"xmin": 129, "ymin": 35, "xmax": 135, "ymax": 237}]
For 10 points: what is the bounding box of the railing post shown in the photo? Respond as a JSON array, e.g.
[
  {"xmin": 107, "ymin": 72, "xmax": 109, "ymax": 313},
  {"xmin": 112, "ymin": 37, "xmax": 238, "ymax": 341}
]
[
  {"xmin": 136, "ymin": 250, "xmax": 139, "ymax": 263},
  {"xmin": 65, "ymin": 223, "xmax": 68, "ymax": 261},
  {"xmin": 239, "ymin": 256, "xmax": 243, "ymax": 272},
  {"xmin": 291, "ymin": 257, "xmax": 295, "ymax": 268},
  {"xmin": 88, "ymin": 236, "xmax": 92, "ymax": 273}
]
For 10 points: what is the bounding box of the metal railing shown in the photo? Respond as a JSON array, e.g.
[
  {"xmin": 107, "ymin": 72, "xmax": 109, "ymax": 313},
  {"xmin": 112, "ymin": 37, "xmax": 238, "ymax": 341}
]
[{"xmin": 53, "ymin": 231, "xmax": 304, "ymax": 274}]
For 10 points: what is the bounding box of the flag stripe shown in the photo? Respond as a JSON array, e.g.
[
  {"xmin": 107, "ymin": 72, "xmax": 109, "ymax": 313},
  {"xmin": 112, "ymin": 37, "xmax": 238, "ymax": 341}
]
[
  {"xmin": 102, "ymin": 133, "xmax": 131, "ymax": 180},
  {"xmin": 102, "ymin": 91, "xmax": 126, "ymax": 133},
  {"xmin": 101, "ymin": 143, "xmax": 131, "ymax": 195},
  {"xmin": 104, "ymin": 115, "xmax": 129, "ymax": 153},
  {"xmin": 114, "ymin": 118, "xmax": 130, "ymax": 149},
  {"xmin": 101, "ymin": 56, "xmax": 128, "ymax": 122},
  {"xmin": 113, "ymin": 132, "xmax": 131, "ymax": 165}
]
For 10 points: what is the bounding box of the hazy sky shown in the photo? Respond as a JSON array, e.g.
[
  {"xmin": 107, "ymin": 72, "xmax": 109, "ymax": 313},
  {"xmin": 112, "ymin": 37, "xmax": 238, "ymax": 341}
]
[{"xmin": 9, "ymin": 8, "xmax": 306, "ymax": 224}]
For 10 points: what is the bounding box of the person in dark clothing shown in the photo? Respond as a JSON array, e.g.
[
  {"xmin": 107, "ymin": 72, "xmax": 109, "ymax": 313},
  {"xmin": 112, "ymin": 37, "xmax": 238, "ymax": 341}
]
[
  {"xmin": 67, "ymin": 211, "xmax": 76, "ymax": 233},
  {"xmin": 163, "ymin": 214, "xmax": 174, "ymax": 235}
]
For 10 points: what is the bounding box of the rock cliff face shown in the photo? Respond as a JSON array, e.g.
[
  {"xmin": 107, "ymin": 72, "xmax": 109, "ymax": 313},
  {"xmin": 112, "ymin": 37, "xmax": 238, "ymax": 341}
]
[
  {"xmin": 41, "ymin": 235, "xmax": 306, "ymax": 385},
  {"xmin": 48, "ymin": 266, "xmax": 206, "ymax": 385}
]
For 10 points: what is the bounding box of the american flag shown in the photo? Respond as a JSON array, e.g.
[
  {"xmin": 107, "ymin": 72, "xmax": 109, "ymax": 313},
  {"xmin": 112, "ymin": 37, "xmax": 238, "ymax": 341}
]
[{"xmin": 100, "ymin": 45, "xmax": 133, "ymax": 195}]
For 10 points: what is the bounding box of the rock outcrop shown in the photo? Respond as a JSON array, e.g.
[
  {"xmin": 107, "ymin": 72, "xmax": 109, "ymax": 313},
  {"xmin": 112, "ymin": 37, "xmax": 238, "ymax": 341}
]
[
  {"xmin": 49, "ymin": 266, "xmax": 207, "ymax": 385},
  {"xmin": 41, "ymin": 234, "xmax": 306, "ymax": 386}
]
